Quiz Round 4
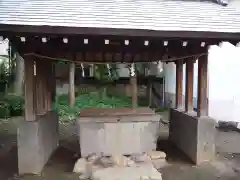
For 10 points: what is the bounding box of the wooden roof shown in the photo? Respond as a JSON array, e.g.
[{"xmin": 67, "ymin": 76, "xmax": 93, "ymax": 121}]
[{"xmin": 1, "ymin": 0, "xmax": 240, "ymax": 39}]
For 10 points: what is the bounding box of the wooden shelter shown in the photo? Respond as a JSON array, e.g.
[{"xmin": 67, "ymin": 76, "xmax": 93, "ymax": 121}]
[{"xmin": 1, "ymin": 0, "xmax": 240, "ymax": 175}]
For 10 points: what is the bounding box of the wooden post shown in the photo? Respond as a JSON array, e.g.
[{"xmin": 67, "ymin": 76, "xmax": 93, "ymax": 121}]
[
  {"xmin": 147, "ymin": 80, "xmax": 153, "ymax": 107},
  {"xmin": 69, "ymin": 62, "xmax": 75, "ymax": 107},
  {"xmin": 42, "ymin": 62, "xmax": 48, "ymax": 112},
  {"xmin": 131, "ymin": 76, "xmax": 138, "ymax": 108},
  {"xmin": 45, "ymin": 61, "xmax": 53, "ymax": 111},
  {"xmin": 175, "ymin": 60, "xmax": 183, "ymax": 109},
  {"xmin": 197, "ymin": 55, "xmax": 208, "ymax": 117},
  {"xmin": 51, "ymin": 63, "xmax": 56, "ymax": 102},
  {"xmin": 185, "ymin": 58, "xmax": 194, "ymax": 112},
  {"xmin": 35, "ymin": 60, "xmax": 46, "ymax": 115},
  {"xmin": 130, "ymin": 63, "xmax": 138, "ymax": 108},
  {"xmin": 24, "ymin": 58, "xmax": 36, "ymax": 121}
]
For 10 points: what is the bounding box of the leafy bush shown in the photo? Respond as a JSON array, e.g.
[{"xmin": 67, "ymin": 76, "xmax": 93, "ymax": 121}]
[
  {"xmin": 3, "ymin": 94, "xmax": 24, "ymax": 116},
  {"xmin": 54, "ymin": 92, "xmax": 133, "ymax": 124},
  {"xmin": 0, "ymin": 101, "xmax": 10, "ymax": 118}
]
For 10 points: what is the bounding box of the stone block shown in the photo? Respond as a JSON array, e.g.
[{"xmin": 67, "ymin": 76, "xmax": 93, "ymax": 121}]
[
  {"xmin": 169, "ymin": 108, "xmax": 216, "ymax": 164},
  {"xmin": 78, "ymin": 108, "xmax": 160, "ymax": 157},
  {"xmin": 18, "ymin": 111, "xmax": 59, "ymax": 174},
  {"xmin": 73, "ymin": 158, "xmax": 87, "ymax": 174},
  {"xmin": 147, "ymin": 151, "xmax": 166, "ymax": 160},
  {"xmin": 92, "ymin": 165, "xmax": 162, "ymax": 180}
]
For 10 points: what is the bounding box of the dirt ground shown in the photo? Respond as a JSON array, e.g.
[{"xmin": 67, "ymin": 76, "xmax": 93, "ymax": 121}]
[{"xmin": 0, "ymin": 114, "xmax": 240, "ymax": 180}]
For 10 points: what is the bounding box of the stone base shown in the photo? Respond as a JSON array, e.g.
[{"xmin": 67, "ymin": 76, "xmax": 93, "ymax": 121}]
[
  {"xmin": 169, "ymin": 109, "xmax": 216, "ymax": 164},
  {"xmin": 79, "ymin": 108, "xmax": 160, "ymax": 157},
  {"xmin": 92, "ymin": 165, "xmax": 162, "ymax": 180},
  {"xmin": 18, "ymin": 111, "xmax": 59, "ymax": 174}
]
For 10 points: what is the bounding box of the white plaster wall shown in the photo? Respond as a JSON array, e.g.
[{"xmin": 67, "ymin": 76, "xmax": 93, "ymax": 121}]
[
  {"xmin": 116, "ymin": 63, "xmax": 130, "ymax": 77},
  {"xmin": 208, "ymin": 42, "xmax": 240, "ymax": 123},
  {"xmin": 164, "ymin": 42, "xmax": 240, "ymax": 123},
  {"xmin": 0, "ymin": 39, "xmax": 8, "ymax": 56}
]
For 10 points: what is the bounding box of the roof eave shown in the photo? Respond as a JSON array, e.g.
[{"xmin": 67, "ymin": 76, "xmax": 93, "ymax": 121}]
[{"xmin": 0, "ymin": 24, "xmax": 240, "ymax": 40}]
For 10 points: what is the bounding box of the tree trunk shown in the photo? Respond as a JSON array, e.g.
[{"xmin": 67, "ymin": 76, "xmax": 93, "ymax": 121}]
[
  {"xmin": 69, "ymin": 62, "xmax": 75, "ymax": 107},
  {"xmin": 14, "ymin": 53, "xmax": 24, "ymax": 95}
]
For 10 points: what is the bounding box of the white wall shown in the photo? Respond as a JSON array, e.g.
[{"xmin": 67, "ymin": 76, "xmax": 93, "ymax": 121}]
[
  {"xmin": 0, "ymin": 39, "xmax": 8, "ymax": 56},
  {"xmin": 164, "ymin": 60, "xmax": 199, "ymax": 108},
  {"xmin": 164, "ymin": 42, "xmax": 240, "ymax": 123},
  {"xmin": 208, "ymin": 42, "xmax": 240, "ymax": 123},
  {"xmin": 116, "ymin": 63, "xmax": 130, "ymax": 77}
]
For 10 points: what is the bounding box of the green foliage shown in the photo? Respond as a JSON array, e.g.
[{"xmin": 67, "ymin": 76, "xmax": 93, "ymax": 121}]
[
  {"xmin": 54, "ymin": 92, "xmax": 132, "ymax": 124},
  {"xmin": 93, "ymin": 64, "xmax": 119, "ymax": 82},
  {"xmin": 0, "ymin": 101, "xmax": 10, "ymax": 118},
  {"xmin": 3, "ymin": 94, "xmax": 24, "ymax": 116},
  {"xmin": 0, "ymin": 94, "xmax": 24, "ymax": 118},
  {"xmin": 0, "ymin": 91, "xmax": 133, "ymax": 123}
]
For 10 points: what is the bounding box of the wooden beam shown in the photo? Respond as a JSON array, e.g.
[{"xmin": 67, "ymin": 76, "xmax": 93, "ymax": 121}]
[
  {"xmin": 197, "ymin": 55, "xmax": 208, "ymax": 117},
  {"xmin": 69, "ymin": 62, "xmax": 75, "ymax": 107},
  {"xmin": 185, "ymin": 58, "xmax": 194, "ymax": 112},
  {"xmin": 24, "ymin": 57, "xmax": 36, "ymax": 121},
  {"xmin": 175, "ymin": 60, "xmax": 183, "ymax": 109}
]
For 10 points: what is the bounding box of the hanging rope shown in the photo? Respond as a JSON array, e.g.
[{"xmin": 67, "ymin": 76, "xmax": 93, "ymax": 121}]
[
  {"xmin": 81, "ymin": 63, "xmax": 85, "ymax": 77},
  {"xmin": 130, "ymin": 63, "xmax": 135, "ymax": 77},
  {"xmin": 106, "ymin": 63, "xmax": 111, "ymax": 76},
  {"xmin": 24, "ymin": 52, "xmax": 206, "ymax": 64}
]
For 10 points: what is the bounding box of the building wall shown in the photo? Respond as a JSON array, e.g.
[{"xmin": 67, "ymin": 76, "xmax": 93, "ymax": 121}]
[
  {"xmin": 208, "ymin": 42, "xmax": 240, "ymax": 123},
  {"xmin": 0, "ymin": 39, "xmax": 8, "ymax": 56}
]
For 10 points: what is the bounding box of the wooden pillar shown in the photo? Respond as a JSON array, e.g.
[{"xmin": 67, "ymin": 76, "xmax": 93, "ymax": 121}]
[
  {"xmin": 69, "ymin": 62, "xmax": 75, "ymax": 107},
  {"xmin": 130, "ymin": 63, "xmax": 138, "ymax": 108},
  {"xmin": 131, "ymin": 76, "xmax": 138, "ymax": 107},
  {"xmin": 35, "ymin": 60, "xmax": 46, "ymax": 115},
  {"xmin": 175, "ymin": 60, "xmax": 183, "ymax": 109},
  {"xmin": 24, "ymin": 58, "xmax": 36, "ymax": 121},
  {"xmin": 185, "ymin": 58, "xmax": 194, "ymax": 112},
  {"xmin": 197, "ymin": 55, "xmax": 208, "ymax": 117},
  {"xmin": 45, "ymin": 61, "xmax": 53, "ymax": 111},
  {"xmin": 147, "ymin": 79, "xmax": 152, "ymax": 107},
  {"xmin": 51, "ymin": 63, "xmax": 56, "ymax": 102},
  {"xmin": 42, "ymin": 62, "xmax": 48, "ymax": 112}
]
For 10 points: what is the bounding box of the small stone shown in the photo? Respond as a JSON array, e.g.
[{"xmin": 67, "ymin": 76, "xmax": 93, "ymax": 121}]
[
  {"xmin": 73, "ymin": 158, "xmax": 87, "ymax": 174},
  {"xmin": 79, "ymin": 174, "xmax": 89, "ymax": 179},
  {"xmin": 112, "ymin": 155, "xmax": 135, "ymax": 167},
  {"xmin": 131, "ymin": 153, "xmax": 151, "ymax": 163},
  {"xmin": 149, "ymin": 175, "xmax": 162, "ymax": 180},
  {"xmin": 147, "ymin": 151, "xmax": 166, "ymax": 160},
  {"xmin": 140, "ymin": 176, "xmax": 150, "ymax": 180},
  {"xmin": 127, "ymin": 158, "xmax": 135, "ymax": 167},
  {"xmin": 87, "ymin": 153, "xmax": 100, "ymax": 163},
  {"xmin": 100, "ymin": 156, "xmax": 114, "ymax": 167},
  {"xmin": 151, "ymin": 159, "xmax": 168, "ymax": 169}
]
